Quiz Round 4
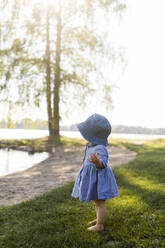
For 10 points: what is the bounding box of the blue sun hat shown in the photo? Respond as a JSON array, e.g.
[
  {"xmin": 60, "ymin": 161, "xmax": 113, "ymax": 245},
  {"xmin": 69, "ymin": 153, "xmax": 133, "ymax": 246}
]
[{"xmin": 77, "ymin": 113, "xmax": 112, "ymax": 146}]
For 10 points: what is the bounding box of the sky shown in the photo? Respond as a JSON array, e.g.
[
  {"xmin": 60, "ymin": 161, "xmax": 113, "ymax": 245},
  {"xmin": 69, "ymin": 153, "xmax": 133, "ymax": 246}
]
[
  {"xmin": 61, "ymin": 0, "xmax": 165, "ymax": 128},
  {"xmin": 1, "ymin": 0, "xmax": 165, "ymax": 129},
  {"xmin": 108, "ymin": 0, "xmax": 165, "ymax": 128}
]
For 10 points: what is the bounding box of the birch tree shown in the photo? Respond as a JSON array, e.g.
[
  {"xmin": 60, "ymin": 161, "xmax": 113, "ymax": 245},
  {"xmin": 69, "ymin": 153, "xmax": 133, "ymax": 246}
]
[{"xmin": 0, "ymin": 0, "xmax": 126, "ymax": 143}]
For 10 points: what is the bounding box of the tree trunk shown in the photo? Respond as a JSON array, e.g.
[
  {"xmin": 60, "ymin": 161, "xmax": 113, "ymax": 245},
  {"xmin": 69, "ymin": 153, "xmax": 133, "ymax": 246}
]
[
  {"xmin": 45, "ymin": 7, "xmax": 53, "ymax": 143},
  {"xmin": 53, "ymin": 2, "xmax": 62, "ymax": 144}
]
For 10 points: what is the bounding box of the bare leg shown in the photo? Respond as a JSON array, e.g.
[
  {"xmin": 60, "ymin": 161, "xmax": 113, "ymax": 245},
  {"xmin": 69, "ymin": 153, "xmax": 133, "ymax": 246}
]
[
  {"xmin": 87, "ymin": 200, "xmax": 106, "ymax": 232},
  {"xmin": 88, "ymin": 201, "xmax": 98, "ymax": 225}
]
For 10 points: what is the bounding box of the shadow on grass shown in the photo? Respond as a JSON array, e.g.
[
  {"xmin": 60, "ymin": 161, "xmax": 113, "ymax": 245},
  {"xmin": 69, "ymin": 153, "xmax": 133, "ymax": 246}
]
[
  {"xmin": 115, "ymin": 170, "xmax": 165, "ymax": 209},
  {"xmin": 116, "ymin": 141, "xmax": 165, "ymax": 182},
  {"xmin": 112, "ymin": 141, "xmax": 165, "ymax": 209}
]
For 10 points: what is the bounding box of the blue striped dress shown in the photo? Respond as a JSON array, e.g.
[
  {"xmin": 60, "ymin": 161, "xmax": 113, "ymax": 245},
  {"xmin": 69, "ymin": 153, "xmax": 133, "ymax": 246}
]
[{"xmin": 71, "ymin": 143, "xmax": 119, "ymax": 202}]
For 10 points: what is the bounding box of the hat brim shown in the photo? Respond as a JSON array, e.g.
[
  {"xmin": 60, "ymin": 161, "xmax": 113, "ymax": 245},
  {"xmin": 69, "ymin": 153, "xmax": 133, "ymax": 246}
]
[{"xmin": 77, "ymin": 122, "xmax": 108, "ymax": 146}]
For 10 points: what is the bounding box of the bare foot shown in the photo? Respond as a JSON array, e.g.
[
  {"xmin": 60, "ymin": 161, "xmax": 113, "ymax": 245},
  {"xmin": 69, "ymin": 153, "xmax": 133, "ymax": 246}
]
[
  {"xmin": 87, "ymin": 219, "xmax": 97, "ymax": 225},
  {"xmin": 87, "ymin": 224, "xmax": 104, "ymax": 232}
]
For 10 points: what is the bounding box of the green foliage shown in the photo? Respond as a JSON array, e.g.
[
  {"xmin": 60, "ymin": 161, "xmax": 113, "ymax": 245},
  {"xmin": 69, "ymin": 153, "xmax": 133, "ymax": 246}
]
[
  {"xmin": 99, "ymin": 0, "xmax": 126, "ymax": 11},
  {"xmin": 6, "ymin": 116, "xmax": 15, "ymax": 129},
  {"xmin": 5, "ymin": 71, "xmax": 11, "ymax": 81},
  {"xmin": 0, "ymin": 118, "xmax": 48, "ymax": 130},
  {"xmin": 0, "ymin": 0, "xmax": 126, "ymax": 127},
  {"xmin": 12, "ymin": 39, "xmax": 22, "ymax": 53}
]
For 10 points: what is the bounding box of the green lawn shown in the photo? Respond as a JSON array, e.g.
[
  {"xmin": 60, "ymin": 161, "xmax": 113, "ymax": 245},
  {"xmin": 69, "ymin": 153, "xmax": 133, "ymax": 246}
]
[{"xmin": 0, "ymin": 139, "xmax": 165, "ymax": 247}]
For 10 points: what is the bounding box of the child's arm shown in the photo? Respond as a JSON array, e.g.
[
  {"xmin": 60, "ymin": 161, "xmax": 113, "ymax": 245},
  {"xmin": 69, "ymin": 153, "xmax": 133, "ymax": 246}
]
[{"xmin": 88, "ymin": 153, "xmax": 105, "ymax": 169}]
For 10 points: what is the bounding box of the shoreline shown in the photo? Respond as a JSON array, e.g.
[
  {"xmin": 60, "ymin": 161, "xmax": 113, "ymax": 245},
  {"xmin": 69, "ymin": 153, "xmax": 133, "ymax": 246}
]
[
  {"xmin": 0, "ymin": 136, "xmax": 86, "ymax": 153},
  {"xmin": 0, "ymin": 145, "xmax": 137, "ymax": 207}
]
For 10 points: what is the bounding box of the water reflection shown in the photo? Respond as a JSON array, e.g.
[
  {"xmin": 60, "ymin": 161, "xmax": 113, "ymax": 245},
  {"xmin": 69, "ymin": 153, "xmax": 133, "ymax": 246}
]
[{"xmin": 0, "ymin": 149, "xmax": 49, "ymax": 177}]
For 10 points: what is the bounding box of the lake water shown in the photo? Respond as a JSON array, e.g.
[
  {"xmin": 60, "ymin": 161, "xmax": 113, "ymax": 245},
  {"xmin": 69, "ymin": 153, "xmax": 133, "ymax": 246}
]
[
  {"xmin": 0, "ymin": 128, "xmax": 165, "ymax": 177},
  {"xmin": 0, "ymin": 149, "xmax": 49, "ymax": 177},
  {"xmin": 0, "ymin": 128, "xmax": 165, "ymax": 140}
]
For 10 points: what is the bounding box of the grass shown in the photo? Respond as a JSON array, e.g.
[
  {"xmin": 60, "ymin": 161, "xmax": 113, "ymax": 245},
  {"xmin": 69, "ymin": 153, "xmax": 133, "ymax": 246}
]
[
  {"xmin": 0, "ymin": 136, "xmax": 86, "ymax": 152},
  {"xmin": 0, "ymin": 135, "xmax": 121, "ymax": 152},
  {"xmin": 0, "ymin": 138, "xmax": 165, "ymax": 247}
]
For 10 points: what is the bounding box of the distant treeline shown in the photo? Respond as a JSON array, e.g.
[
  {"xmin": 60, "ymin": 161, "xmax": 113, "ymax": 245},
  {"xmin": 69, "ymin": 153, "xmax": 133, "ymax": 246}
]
[
  {"xmin": 0, "ymin": 118, "xmax": 48, "ymax": 130},
  {"xmin": 112, "ymin": 125, "xmax": 165, "ymax": 135},
  {"xmin": 0, "ymin": 119, "xmax": 165, "ymax": 135},
  {"xmin": 61, "ymin": 124, "xmax": 165, "ymax": 135}
]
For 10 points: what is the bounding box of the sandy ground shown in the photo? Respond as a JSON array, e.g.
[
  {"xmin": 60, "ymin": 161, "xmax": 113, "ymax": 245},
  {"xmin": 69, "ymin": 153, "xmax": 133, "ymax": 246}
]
[{"xmin": 0, "ymin": 145, "xmax": 137, "ymax": 206}]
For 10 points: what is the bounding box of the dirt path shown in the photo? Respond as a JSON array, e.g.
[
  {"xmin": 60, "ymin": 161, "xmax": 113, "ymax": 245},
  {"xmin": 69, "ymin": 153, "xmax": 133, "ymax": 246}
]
[{"xmin": 0, "ymin": 145, "xmax": 137, "ymax": 206}]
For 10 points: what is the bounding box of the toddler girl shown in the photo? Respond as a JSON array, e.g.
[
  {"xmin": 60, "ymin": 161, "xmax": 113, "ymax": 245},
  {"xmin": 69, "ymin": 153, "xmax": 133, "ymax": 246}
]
[{"xmin": 72, "ymin": 113, "xmax": 118, "ymax": 232}]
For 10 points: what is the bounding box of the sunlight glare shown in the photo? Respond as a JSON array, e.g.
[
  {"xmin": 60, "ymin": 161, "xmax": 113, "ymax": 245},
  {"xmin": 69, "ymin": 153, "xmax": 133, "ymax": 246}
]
[{"xmin": 40, "ymin": 0, "xmax": 60, "ymax": 7}]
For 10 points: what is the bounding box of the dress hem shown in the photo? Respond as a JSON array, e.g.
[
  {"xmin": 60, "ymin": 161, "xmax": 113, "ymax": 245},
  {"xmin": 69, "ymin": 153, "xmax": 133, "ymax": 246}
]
[{"xmin": 71, "ymin": 194, "xmax": 119, "ymax": 202}]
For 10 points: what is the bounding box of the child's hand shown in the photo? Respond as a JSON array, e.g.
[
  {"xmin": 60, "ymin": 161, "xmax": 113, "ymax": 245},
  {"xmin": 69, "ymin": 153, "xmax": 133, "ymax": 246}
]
[{"xmin": 88, "ymin": 153, "xmax": 105, "ymax": 169}]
